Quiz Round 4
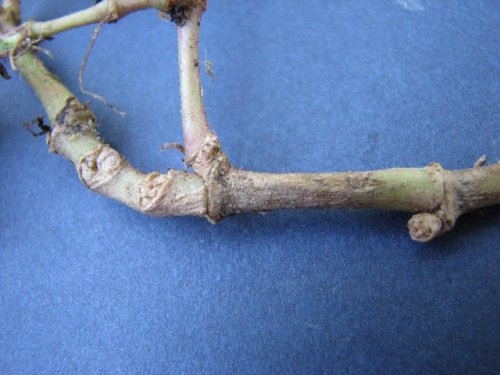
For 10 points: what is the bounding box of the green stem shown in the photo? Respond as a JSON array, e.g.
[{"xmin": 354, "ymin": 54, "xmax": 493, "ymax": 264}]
[
  {"xmin": 176, "ymin": 3, "xmax": 211, "ymax": 165},
  {"xmin": 0, "ymin": 0, "xmax": 174, "ymax": 55},
  {"xmin": 16, "ymin": 52, "xmax": 73, "ymax": 121},
  {"xmin": 16, "ymin": 50, "xmax": 207, "ymax": 217},
  {"xmin": 3, "ymin": 1, "xmax": 499, "ymax": 242},
  {"xmin": 28, "ymin": 0, "xmax": 171, "ymax": 37}
]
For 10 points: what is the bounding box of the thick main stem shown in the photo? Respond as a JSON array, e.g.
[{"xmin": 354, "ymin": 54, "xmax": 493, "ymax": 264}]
[
  {"xmin": 215, "ymin": 164, "xmax": 500, "ymax": 241},
  {"xmin": 2, "ymin": 1, "xmax": 499, "ymax": 242},
  {"xmin": 220, "ymin": 168, "xmax": 444, "ymax": 214},
  {"xmin": 16, "ymin": 51, "xmax": 207, "ymax": 217}
]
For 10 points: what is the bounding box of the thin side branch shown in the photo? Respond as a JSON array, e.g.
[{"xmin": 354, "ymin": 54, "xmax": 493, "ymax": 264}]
[
  {"xmin": 23, "ymin": 0, "xmax": 174, "ymax": 38},
  {"xmin": 175, "ymin": 1, "xmax": 212, "ymax": 166},
  {"xmin": 0, "ymin": 0, "xmax": 189, "ymax": 57}
]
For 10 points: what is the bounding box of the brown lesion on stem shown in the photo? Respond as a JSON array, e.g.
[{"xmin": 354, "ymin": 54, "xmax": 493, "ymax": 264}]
[
  {"xmin": 53, "ymin": 98, "xmax": 97, "ymax": 137},
  {"xmin": 164, "ymin": 0, "xmax": 205, "ymax": 26},
  {"xmin": 78, "ymin": 144, "xmax": 124, "ymax": 190},
  {"xmin": 47, "ymin": 95, "xmax": 207, "ymax": 217},
  {"xmin": 2, "ymin": 0, "xmax": 499, "ymax": 242}
]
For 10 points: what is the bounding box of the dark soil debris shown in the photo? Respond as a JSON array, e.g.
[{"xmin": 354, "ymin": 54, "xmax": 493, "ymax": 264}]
[
  {"xmin": 166, "ymin": 2, "xmax": 191, "ymax": 26},
  {"xmin": 0, "ymin": 62, "xmax": 10, "ymax": 80},
  {"xmin": 24, "ymin": 116, "xmax": 50, "ymax": 137},
  {"xmin": 55, "ymin": 97, "xmax": 96, "ymax": 135}
]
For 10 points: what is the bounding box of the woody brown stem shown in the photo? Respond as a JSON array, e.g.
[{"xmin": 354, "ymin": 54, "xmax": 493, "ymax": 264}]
[{"xmin": 2, "ymin": 1, "xmax": 499, "ymax": 242}]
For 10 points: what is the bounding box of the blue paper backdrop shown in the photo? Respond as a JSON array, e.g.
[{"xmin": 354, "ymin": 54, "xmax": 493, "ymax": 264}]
[{"xmin": 1, "ymin": 1, "xmax": 499, "ymax": 373}]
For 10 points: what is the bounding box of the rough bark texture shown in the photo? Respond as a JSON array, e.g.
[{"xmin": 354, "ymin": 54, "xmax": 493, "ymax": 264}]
[
  {"xmin": 2, "ymin": 0, "xmax": 499, "ymax": 242},
  {"xmin": 17, "ymin": 52, "xmax": 207, "ymax": 218}
]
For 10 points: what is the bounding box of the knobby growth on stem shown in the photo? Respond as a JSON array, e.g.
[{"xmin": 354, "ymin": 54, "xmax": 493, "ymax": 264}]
[{"xmin": 1, "ymin": 0, "xmax": 499, "ymax": 242}]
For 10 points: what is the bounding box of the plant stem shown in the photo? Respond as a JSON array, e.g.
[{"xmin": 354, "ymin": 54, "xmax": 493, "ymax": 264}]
[
  {"xmin": 27, "ymin": 0, "xmax": 171, "ymax": 37},
  {"xmin": 2, "ymin": 1, "xmax": 499, "ymax": 242},
  {"xmin": 176, "ymin": 2, "xmax": 211, "ymax": 165},
  {"xmin": 215, "ymin": 163, "xmax": 500, "ymax": 242},
  {"xmin": 0, "ymin": 0, "xmax": 175, "ymax": 55},
  {"xmin": 16, "ymin": 50, "xmax": 207, "ymax": 217}
]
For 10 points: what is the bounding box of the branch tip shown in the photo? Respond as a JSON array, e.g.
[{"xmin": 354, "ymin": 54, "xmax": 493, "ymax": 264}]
[
  {"xmin": 473, "ymin": 155, "xmax": 487, "ymax": 168},
  {"xmin": 408, "ymin": 213, "xmax": 443, "ymax": 242}
]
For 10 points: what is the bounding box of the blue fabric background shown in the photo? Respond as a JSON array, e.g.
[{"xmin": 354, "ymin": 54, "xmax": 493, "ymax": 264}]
[{"xmin": 1, "ymin": 1, "xmax": 499, "ymax": 373}]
